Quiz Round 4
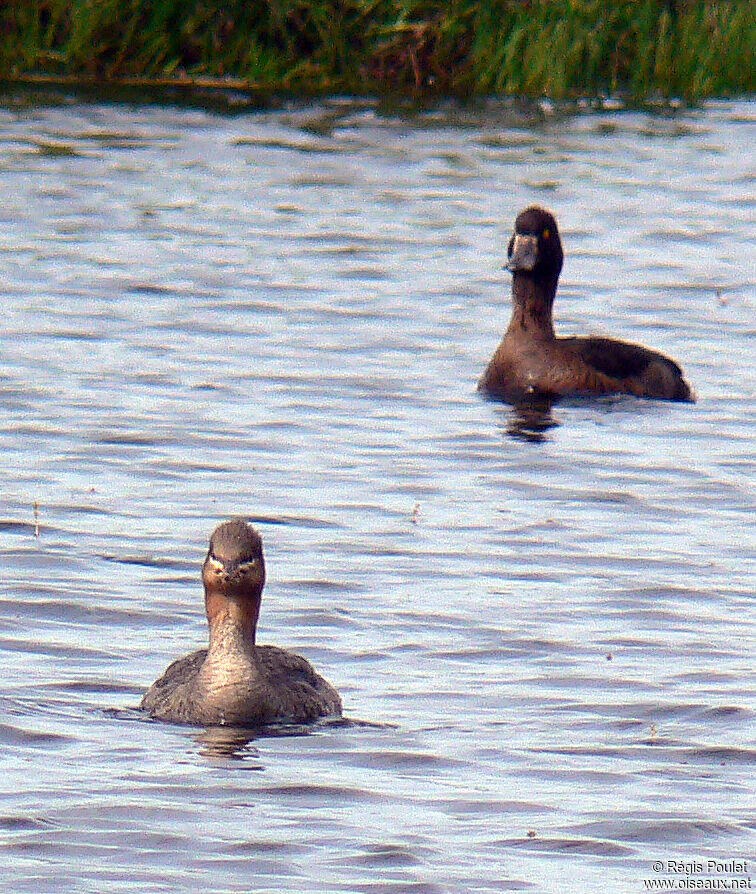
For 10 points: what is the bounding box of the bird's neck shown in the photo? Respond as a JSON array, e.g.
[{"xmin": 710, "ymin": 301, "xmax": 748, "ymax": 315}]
[
  {"xmin": 205, "ymin": 590, "xmax": 260, "ymax": 654},
  {"xmin": 199, "ymin": 594, "xmax": 264, "ymax": 710},
  {"xmin": 506, "ymin": 273, "xmax": 557, "ymax": 340}
]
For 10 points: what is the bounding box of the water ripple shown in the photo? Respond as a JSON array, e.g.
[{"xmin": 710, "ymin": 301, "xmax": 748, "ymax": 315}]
[{"xmin": 0, "ymin": 96, "xmax": 753, "ymax": 894}]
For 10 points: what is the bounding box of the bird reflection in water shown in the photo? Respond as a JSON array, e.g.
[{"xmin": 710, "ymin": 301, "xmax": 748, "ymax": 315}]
[
  {"xmin": 193, "ymin": 716, "xmax": 358, "ymax": 761},
  {"xmin": 504, "ymin": 396, "xmax": 560, "ymax": 443},
  {"xmin": 194, "ymin": 725, "xmax": 265, "ymax": 762}
]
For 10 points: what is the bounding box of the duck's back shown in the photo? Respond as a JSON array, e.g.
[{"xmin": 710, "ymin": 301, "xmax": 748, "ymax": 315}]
[
  {"xmin": 140, "ymin": 645, "xmax": 341, "ymax": 727},
  {"xmin": 140, "ymin": 648, "xmax": 208, "ymax": 724},
  {"xmin": 255, "ymin": 645, "xmax": 342, "ymax": 721},
  {"xmin": 560, "ymin": 336, "xmax": 693, "ymax": 401},
  {"xmin": 479, "ymin": 332, "xmax": 692, "ymax": 402}
]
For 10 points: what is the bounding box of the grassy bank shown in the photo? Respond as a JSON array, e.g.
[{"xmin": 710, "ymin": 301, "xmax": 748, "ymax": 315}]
[{"xmin": 0, "ymin": 1, "xmax": 753, "ymax": 101}]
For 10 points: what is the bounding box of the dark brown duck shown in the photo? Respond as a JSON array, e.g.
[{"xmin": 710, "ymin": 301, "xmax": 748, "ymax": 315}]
[
  {"xmin": 478, "ymin": 206, "xmax": 693, "ymax": 403},
  {"xmin": 141, "ymin": 519, "xmax": 342, "ymax": 727}
]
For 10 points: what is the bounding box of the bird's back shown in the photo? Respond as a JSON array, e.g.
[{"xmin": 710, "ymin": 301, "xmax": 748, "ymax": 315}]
[
  {"xmin": 560, "ymin": 336, "xmax": 693, "ymax": 401},
  {"xmin": 140, "ymin": 644, "xmax": 341, "ymax": 726}
]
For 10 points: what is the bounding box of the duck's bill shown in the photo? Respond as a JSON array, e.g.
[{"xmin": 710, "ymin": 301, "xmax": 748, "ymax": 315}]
[{"xmin": 506, "ymin": 234, "xmax": 539, "ymax": 272}]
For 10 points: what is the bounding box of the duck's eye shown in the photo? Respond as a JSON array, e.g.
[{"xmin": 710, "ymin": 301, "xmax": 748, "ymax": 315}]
[
  {"xmin": 543, "ymin": 229, "xmax": 550, "ymax": 239},
  {"xmin": 207, "ymin": 555, "xmax": 224, "ymax": 572}
]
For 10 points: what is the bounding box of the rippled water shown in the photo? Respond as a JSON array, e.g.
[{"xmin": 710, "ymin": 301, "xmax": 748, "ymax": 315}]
[{"xmin": 0, "ymin": 94, "xmax": 754, "ymax": 893}]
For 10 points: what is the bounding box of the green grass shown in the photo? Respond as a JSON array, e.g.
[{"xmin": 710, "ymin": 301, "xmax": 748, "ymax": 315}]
[{"xmin": 0, "ymin": 1, "xmax": 753, "ymax": 101}]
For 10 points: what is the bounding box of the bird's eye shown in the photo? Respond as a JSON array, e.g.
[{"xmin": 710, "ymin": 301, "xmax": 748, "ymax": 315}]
[
  {"xmin": 543, "ymin": 229, "xmax": 550, "ymax": 239},
  {"xmin": 207, "ymin": 554, "xmax": 224, "ymax": 572}
]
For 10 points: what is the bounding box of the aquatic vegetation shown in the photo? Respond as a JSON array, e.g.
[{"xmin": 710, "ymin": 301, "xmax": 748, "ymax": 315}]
[{"xmin": 0, "ymin": 1, "xmax": 752, "ymax": 100}]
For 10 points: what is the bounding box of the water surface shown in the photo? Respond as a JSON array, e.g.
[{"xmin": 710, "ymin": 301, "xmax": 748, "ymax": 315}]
[{"xmin": 0, "ymin": 95, "xmax": 754, "ymax": 893}]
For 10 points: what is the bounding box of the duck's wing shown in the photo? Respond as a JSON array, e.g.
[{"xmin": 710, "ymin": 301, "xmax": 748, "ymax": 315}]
[
  {"xmin": 562, "ymin": 336, "xmax": 692, "ymax": 401},
  {"xmin": 564, "ymin": 336, "xmax": 676, "ymax": 378},
  {"xmin": 255, "ymin": 645, "xmax": 342, "ymax": 720},
  {"xmin": 140, "ymin": 649, "xmax": 207, "ymax": 712}
]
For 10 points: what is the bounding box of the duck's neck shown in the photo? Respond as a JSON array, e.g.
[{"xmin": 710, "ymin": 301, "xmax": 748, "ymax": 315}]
[
  {"xmin": 506, "ymin": 273, "xmax": 557, "ymax": 340},
  {"xmin": 205, "ymin": 591, "xmax": 260, "ymax": 656},
  {"xmin": 200, "ymin": 595, "xmax": 262, "ymax": 707}
]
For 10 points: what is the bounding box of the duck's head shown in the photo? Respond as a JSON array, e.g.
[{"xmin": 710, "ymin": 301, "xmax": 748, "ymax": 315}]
[
  {"xmin": 202, "ymin": 519, "xmax": 266, "ymax": 605},
  {"xmin": 506, "ymin": 206, "xmax": 563, "ymax": 280}
]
